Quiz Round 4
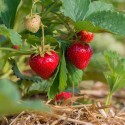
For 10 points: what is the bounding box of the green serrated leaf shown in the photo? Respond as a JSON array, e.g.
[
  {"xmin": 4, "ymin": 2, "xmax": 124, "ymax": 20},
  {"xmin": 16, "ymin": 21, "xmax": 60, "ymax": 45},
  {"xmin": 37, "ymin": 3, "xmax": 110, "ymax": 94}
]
[
  {"xmin": 75, "ymin": 20, "xmax": 102, "ymax": 32},
  {"xmin": 112, "ymin": 75, "xmax": 125, "ymax": 93},
  {"xmin": 0, "ymin": 25, "xmax": 22, "ymax": 45},
  {"xmin": 28, "ymin": 80, "xmax": 51, "ymax": 96},
  {"xmin": 45, "ymin": 35, "xmax": 59, "ymax": 47},
  {"xmin": 60, "ymin": 0, "xmax": 90, "ymax": 21},
  {"xmin": 58, "ymin": 39, "xmax": 70, "ymax": 50},
  {"xmin": 48, "ymin": 73, "xmax": 59, "ymax": 99},
  {"xmin": 104, "ymin": 72, "xmax": 116, "ymax": 91},
  {"xmin": 86, "ymin": 1, "xmax": 113, "ymax": 17},
  {"xmin": 59, "ymin": 52, "xmax": 67, "ymax": 91},
  {"xmin": 48, "ymin": 64, "xmax": 60, "ymax": 99},
  {"xmin": 104, "ymin": 51, "xmax": 119, "ymax": 73},
  {"xmin": 27, "ymin": 34, "xmax": 41, "ymax": 45},
  {"xmin": 67, "ymin": 62, "xmax": 83, "ymax": 86},
  {"xmin": 9, "ymin": 58, "xmax": 42, "ymax": 82},
  {"xmin": 86, "ymin": 11, "xmax": 125, "ymax": 35},
  {"xmin": 0, "ymin": 25, "xmax": 10, "ymax": 35},
  {"xmin": 1, "ymin": 0, "xmax": 21, "ymax": 28},
  {"xmin": 104, "ymin": 51, "xmax": 125, "ymax": 93},
  {"xmin": 9, "ymin": 30, "xmax": 22, "ymax": 45}
]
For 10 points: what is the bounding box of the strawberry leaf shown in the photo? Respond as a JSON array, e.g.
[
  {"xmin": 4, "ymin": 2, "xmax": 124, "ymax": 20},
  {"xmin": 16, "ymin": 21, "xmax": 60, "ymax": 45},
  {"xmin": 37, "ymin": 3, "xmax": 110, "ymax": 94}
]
[
  {"xmin": 45, "ymin": 35, "xmax": 60, "ymax": 47},
  {"xmin": 48, "ymin": 73, "xmax": 59, "ymax": 99},
  {"xmin": 104, "ymin": 51, "xmax": 125, "ymax": 93},
  {"xmin": 76, "ymin": 11, "xmax": 125, "ymax": 35},
  {"xmin": 28, "ymin": 80, "xmax": 51, "ymax": 96},
  {"xmin": 86, "ymin": 11, "xmax": 125, "ymax": 35},
  {"xmin": 67, "ymin": 62, "xmax": 84, "ymax": 86},
  {"xmin": 27, "ymin": 34, "xmax": 41, "ymax": 45},
  {"xmin": 9, "ymin": 30, "xmax": 22, "ymax": 45},
  {"xmin": 60, "ymin": 0, "xmax": 90, "ymax": 22},
  {"xmin": 0, "ymin": 25, "xmax": 22, "ymax": 45},
  {"xmin": 86, "ymin": 1, "xmax": 114, "ymax": 17},
  {"xmin": 75, "ymin": 20, "xmax": 102, "ymax": 32},
  {"xmin": 48, "ymin": 64, "xmax": 60, "ymax": 99},
  {"xmin": 59, "ymin": 52, "xmax": 67, "ymax": 91},
  {"xmin": 1, "ymin": 0, "xmax": 21, "ymax": 28}
]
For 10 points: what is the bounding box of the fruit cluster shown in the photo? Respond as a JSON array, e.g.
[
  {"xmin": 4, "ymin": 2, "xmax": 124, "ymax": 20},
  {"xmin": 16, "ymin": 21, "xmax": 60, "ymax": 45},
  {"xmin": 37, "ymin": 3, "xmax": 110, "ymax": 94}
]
[
  {"xmin": 67, "ymin": 30, "xmax": 94, "ymax": 70},
  {"xmin": 29, "ymin": 30, "xmax": 94, "ymax": 80},
  {"xmin": 23, "ymin": 11, "xmax": 94, "ymax": 100},
  {"xmin": 22, "ymin": 1, "xmax": 94, "ymax": 81}
]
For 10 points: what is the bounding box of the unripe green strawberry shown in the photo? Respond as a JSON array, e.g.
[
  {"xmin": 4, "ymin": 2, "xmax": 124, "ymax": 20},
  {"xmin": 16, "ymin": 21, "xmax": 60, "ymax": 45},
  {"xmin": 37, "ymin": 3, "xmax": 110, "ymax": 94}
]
[
  {"xmin": 24, "ymin": 14, "xmax": 41, "ymax": 33},
  {"xmin": 67, "ymin": 42, "xmax": 93, "ymax": 69}
]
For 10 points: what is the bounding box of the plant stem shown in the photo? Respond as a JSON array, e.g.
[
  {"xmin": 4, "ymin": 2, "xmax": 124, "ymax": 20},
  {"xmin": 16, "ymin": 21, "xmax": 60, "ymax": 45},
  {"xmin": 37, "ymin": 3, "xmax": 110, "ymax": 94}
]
[
  {"xmin": 105, "ymin": 92, "xmax": 112, "ymax": 113},
  {"xmin": 41, "ymin": 22, "xmax": 45, "ymax": 52},
  {"xmin": 30, "ymin": 1, "xmax": 36, "ymax": 16},
  {"xmin": 0, "ymin": 47, "xmax": 35, "ymax": 54}
]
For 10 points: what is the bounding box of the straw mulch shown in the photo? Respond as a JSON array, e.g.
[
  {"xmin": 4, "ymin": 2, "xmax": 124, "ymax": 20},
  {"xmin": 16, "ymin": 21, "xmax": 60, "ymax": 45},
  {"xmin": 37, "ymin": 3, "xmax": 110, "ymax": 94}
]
[{"xmin": 1, "ymin": 82, "xmax": 125, "ymax": 125}]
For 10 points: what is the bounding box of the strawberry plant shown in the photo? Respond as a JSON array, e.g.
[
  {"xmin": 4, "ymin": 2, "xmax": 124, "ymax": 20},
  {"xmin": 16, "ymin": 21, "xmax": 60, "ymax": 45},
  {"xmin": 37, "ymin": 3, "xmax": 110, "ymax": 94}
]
[
  {"xmin": 104, "ymin": 51, "xmax": 125, "ymax": 105},
  {"xmin": 0, "ymin": 0, "xmax": 125, "ymax": 118}
]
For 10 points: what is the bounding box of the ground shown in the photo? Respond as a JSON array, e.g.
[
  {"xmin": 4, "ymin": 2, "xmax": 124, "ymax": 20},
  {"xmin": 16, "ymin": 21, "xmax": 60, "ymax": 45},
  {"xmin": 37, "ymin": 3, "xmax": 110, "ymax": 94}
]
[{"xmin": 1, "ymin": 82, "xmax": 125, "ymax": 125}]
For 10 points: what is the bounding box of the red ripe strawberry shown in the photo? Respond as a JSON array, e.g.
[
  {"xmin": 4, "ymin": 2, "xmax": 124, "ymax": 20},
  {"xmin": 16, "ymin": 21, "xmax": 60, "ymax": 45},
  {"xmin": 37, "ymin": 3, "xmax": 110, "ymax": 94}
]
[
  {"xmin": 77, "ymin": 30, "xmax": 94, "ymax": 43},
  {"xmin": 13, "ymin": 45, "xmax": 20, "ymax": 50},
  {"xmin": 29, "ymin": 51, "xmax": 59, "ymax": 79},
  {"xmin": 67, "ymin": 42, "xmax": 93, "ymax": 69},
  {"xmin": 55, "ymin": 92, "xmax": 72, "ymax": 101}
]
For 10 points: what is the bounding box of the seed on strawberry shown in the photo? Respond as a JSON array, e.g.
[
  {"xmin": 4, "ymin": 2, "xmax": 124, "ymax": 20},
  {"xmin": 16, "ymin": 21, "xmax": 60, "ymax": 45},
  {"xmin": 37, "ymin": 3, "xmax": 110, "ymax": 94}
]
[
  {"xmin": 67, "ymin": 42, "xmax": 93, "ymax": 69},
  {"xmin": 55, "ymin": 92, "xmax": 72, "ymax": 101},
  {"xmin": 29, "ymin": 51, "xmax": 59, "ymax": 79},
  {"xmin": 77, "ymin": 30, "xmax": 94, "ymax": 43},
  {"xmin": 24, "ymin": 14, "xmax": 41, "ymax": 33}
]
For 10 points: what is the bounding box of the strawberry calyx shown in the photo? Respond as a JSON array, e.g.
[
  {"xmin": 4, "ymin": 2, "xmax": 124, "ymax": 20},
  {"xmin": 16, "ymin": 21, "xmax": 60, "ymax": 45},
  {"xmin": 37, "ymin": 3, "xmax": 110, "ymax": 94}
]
[
  {"xmin": 40, "ymin": 44, "xmax": 55, "ymax": 57},
  {"xmin": 31, "ymin": 44, "xmax": 56, "ymax": 57}
]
